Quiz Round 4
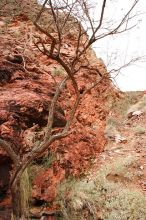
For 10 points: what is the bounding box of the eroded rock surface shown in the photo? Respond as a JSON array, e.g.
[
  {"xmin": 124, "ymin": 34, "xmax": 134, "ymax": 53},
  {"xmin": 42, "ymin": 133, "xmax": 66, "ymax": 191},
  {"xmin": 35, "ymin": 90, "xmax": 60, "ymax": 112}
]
[
  {"xmin": 0, "ymin": 59, "xmax": 66, "ymax": 154},
  {"xmin": 0, "ymin": 15, "xmax": 117, "ymax": 215}
]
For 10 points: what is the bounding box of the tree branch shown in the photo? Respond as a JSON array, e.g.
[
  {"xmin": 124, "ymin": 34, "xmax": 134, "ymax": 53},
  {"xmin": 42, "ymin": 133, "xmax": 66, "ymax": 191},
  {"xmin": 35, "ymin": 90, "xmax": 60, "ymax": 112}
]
[{"xmin": 0, "ymin": 138, "xmax": 19, "ymax": 166}]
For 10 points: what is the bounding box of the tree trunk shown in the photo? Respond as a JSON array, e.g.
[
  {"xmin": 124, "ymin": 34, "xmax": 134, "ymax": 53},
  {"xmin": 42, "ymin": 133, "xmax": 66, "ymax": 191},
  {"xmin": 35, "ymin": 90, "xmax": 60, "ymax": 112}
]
[
  {"xmin": 11, "ymin": 168, "xmax": 30, "ymax": 220},
  {"xmin": 11, "ymin": 178, "xmax": 23, "ymax": 220}
]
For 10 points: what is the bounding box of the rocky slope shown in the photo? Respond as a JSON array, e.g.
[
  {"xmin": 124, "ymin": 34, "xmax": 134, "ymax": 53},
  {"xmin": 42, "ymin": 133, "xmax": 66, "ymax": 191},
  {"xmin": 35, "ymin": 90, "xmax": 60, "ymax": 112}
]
[
  {"xmin": 0, "ymin": 14, "xmax": 117, "ymax": 219},
  {"xmin": 53, "ymin": 92, "xmax": 146, "ymax": 220},
  {"xmin": 100, "ymin": 91, "xmax": 146, "ymax": 192}
]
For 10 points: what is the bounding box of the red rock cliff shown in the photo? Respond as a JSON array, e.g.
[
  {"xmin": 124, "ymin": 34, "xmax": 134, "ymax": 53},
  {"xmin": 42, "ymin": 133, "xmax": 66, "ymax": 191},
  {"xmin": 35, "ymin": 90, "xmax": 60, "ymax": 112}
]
[{"xmin": 0, "ymin": 15, "xmax": 118, "ymax": 214}]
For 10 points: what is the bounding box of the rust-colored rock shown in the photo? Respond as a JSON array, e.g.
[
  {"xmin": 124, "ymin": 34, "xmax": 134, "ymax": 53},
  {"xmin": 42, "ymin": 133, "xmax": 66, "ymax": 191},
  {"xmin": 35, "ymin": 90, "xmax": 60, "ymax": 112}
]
[
  {"xmin": 0, "ymin": 59, "xmax": 66, "ymax": 154},
  {"xmin": 0, "ymin": 15, "xmax": 117, "ymax": 212}
]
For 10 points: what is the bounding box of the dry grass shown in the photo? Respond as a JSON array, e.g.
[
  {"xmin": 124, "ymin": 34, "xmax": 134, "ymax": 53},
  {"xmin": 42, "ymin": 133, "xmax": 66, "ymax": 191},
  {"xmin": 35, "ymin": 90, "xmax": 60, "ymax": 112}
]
[
  {"xmin": 56, "ymin": 156, "xmax": 146, "ymax": 220},
  {"xmin": 109, "ymin": 91, "xmax": 142, "ymax": 120},
  {"xmin": 127, "ymin": 94, "xmax": 146, "ymax": 115},
  {"xmin": 20, "ymin": 168, "xmax": 31, "ymax": 219},
  {"xmin": 133, "ymin": 125, "xmax": 146, "ymax": 135},
  {"xmin": 52, "ymin": 67, "xmax": 66, "ymax": 77}
]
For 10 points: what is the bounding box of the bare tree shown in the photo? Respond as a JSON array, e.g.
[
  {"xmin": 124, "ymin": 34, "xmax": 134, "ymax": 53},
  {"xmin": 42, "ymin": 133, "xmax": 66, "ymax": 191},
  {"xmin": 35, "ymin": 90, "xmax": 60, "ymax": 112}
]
[{"xmin": 0, "ymin": 0, "xmax": 140, "ymax": 219}]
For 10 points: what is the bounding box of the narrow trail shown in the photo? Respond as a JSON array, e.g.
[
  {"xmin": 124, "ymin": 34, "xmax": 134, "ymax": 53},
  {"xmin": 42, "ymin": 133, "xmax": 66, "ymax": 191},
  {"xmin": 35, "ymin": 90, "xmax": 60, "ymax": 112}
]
[{"xmin": 94, "ymin": 92, "xmax": 146, "ymax": 193}]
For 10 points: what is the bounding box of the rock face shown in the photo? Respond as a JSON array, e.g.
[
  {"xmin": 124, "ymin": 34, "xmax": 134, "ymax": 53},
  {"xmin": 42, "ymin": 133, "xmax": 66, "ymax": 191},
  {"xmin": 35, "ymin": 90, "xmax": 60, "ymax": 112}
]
[
  {"xmin": 0, "ymin": 56, "xmax": 67, "ymax": 218},
  {"xmin": 0, "ymin": 15, "xmax": 117, "ymax": 214},
  {"xmin": 0, "ymin": 60, "xmax": 66, "ymax": 154}
]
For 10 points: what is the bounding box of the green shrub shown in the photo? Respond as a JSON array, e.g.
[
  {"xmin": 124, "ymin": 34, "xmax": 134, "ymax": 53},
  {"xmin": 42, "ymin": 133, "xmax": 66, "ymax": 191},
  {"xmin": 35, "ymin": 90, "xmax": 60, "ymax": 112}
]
[{"xmin": 133, "ymin": 126, "xmax": 146, "ymax": 135}]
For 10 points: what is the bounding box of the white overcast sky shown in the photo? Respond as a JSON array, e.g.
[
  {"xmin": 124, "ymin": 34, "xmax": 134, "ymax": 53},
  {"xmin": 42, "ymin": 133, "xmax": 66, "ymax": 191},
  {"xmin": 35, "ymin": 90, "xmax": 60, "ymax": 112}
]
[
  {"xmin": 38, "ymin": 0, "xmax": 146, "ymax": 91},
  {"xmin": 90, "ymin": 0, "xmax": 146, "ymax": 91}
]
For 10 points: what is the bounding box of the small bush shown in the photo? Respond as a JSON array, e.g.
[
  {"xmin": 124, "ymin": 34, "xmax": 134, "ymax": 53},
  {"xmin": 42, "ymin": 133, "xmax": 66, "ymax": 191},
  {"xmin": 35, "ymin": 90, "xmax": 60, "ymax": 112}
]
[
  {"xmin": 110, "ymin": 92, "xmax": 142, "ymax": 119},
  {"xmin": 106, "ymin": 117, "xmax": 119, "ymax": 127},
  {"xmin": 56, "ymin": 156, "xmax": 146, "ymax": 220},
  {"xmin": 127, "ymin": 94, "xmax": 146, "ymax": 115},
  {"xmin": 52, "ymin": 67, "xmax": 66, "ymax": 77},
  {"xmin": 133, "ymin": 126, "xmax": 146, "ymax": 135},
  {"xmin": 104, "ymin": 189, "xmax": 146, "ymax": 220}
]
